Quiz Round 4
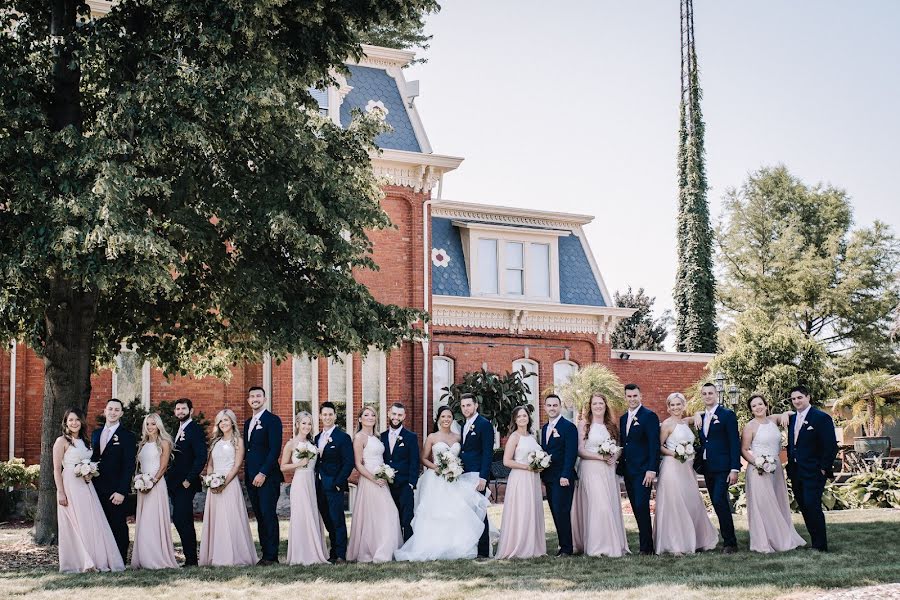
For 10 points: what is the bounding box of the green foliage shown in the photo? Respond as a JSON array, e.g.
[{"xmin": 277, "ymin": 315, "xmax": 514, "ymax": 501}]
[
  {"xmin": 610, "ymin": 287, "xmax": 671, "ymax": 351},
  {"xmin": 442, "ymin": 367, "xmax": 534, "ymax": 438},
  {"xmin": 842, "ymin": 468, "xmax": 900, "ymax": 509},
  {"xmin": 96, "ymin": 398, "xmax": 212, "ymax": 442},
  {"xmin": 704, "ymin": 309, "xmax": 831, "ymax": 421},
  {"xmin": 359, "ymin": 3, "xmax": 440, "ymax": 63},
  {"xmin": 555, "ymin": 363, "xmax": 625, "ymax": 414},
  {"xmin": 717, "ymin": 165, "xmax": 900, "ymax": 372},
  {"xmin": 729, "ymin": 470, "xmax": 850, "ymax": 514},
  {"xmin": 0, "ymin": 458, "xmax": 40, "ymax": 491},
  {"xmin": 832, "ymin": 370, "xmax": 900, "ymax": 437}
]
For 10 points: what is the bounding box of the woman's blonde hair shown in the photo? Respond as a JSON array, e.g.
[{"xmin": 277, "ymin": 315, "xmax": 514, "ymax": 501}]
[
  {"xmin": 666, "ymin": 392, "xmax": 687, "ymax": 408},
  {"xmin": 209, "ymin": 409, "xmax": 240, "ymax": 456},
  {"xmin": 138, "ymin": 412, "xmax": 173, "ymax": 455},
  {"xmin": 294, "ymin": 411, "xmax": 314, "ymax": 441},
  {"xmin": 355, "ymin": 405, "xmax": 380, "ymax": 434}
]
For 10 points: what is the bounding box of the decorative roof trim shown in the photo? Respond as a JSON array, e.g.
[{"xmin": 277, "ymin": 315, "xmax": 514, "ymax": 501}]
[
  {"xmin": 610, "ymin": 349, "xmax": 715, "ymax": 363},
  {"xmin": 432, "ymin": 200, "xmax": 594, "ymax": 229},
  {"xmin": 355, "ymin": 45, "xmax": 418, "ymax": 69},
  {"xmin": 450, "ymin": 220, "xmax": 570, "ymax": 237},
  {"xmin": 87, "ymin": 0, "xmax": 113, "ymax": 14},
  {"xmin": 371, "ymin": 149, "xmax": 463, "ymax": 193}
]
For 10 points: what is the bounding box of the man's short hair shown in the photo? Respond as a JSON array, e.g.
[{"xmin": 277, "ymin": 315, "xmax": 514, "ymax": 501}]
[
  {"xmin": 106, "ymin": 398, "xmax": 124, "ymax": 409},
  {"xmin": 320, "ymin": 401, "xmax": 337, "ymax": 413},
  {"xmin": 174, "ymin": 398, "xmax": 193, "ymax": 411},
  {"xmin": 390, "ymin": 402, "xmax": 406, "ymax": 411},
  {"xmin": 624, "ymin": 383, "xmax": 641, "ymax": 392},
  {"xmin": 700, "ymin": 382, "xmax": 718, "ymax": 391},
  {"xmin": 459, "ymin": 393, "xmax": 477, "ymax": 405},
  {"xmin": 544, "ymin": 393, "xmax": 561, "ymax": 404},
  {"xmin": 248, "ymin": 386, "xmax": 266, "ymax": 396},
  {"xmin": 789, "ymin": 385, "xmax": 811, "ymax": 398}
]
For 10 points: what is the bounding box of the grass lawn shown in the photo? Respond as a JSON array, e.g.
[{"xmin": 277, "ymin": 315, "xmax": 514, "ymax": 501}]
[{"xmin": 1, "ymin": 505, "xmax": 898, "ymax": 599}]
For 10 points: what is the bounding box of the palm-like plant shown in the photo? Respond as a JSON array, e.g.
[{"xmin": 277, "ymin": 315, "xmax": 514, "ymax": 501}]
[
  {"xmin": 554, "ymin": 364, "xmax": 625, "ymax": 415},
  {"xmin": 832, "ymin": 370, "xmax": 900, "ymax": 437}
]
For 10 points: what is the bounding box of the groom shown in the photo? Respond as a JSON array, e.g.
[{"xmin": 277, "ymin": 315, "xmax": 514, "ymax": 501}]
[
  {"xmin": 694, "ymin": 382, "xmax": 741, "ymax": 553},
  {"xmin": 459, "ymin": 393, "xmax": 493, "ymax": 558},
  {"xmin": 381, "ymin": 402, "xmax": 420, "ymax": 541},
  {"xmin": 91, "ymin": 398, "xmax": 136, "ymax": 563},
  {"xmin": 540, "ymin": 394, "xmax": 578, "ymax": 556},
  {"xmin": 243, "ymin": 386, "xmax": 283, "ymax": 565},
  {"xmin": 617, "ymin": 383, "xmax": 659, "ymax": 555}
]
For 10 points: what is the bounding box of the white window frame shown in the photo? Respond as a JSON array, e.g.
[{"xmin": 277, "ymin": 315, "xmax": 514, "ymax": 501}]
[
  {"xmin": 362, "ymin": 349, "xmax": 388, "ymax": 431},
  {"xmin": 454, "ymin": 221, "xmax": 564, "ymax": 302},
  {"xmin": 291, "ymin": 354, "xmax": 320, "ymax": 432},
  {"xmin": 432, "ymin": 355, "xmax": 455, "ymax": 418},
  {"xmin": 512, "ymin": 358, "xmax": 540, "ymax": 430},
  {"xmin": 112, "ymin": 347, "xmax": 151, "ymax": 410},
  {"xmin": 553, "ymin": 360, "xmax": 580, "ymax": 421},
  {"xmin": 328, "ymin": 354, "xmax": 354, "ymax": 431}
]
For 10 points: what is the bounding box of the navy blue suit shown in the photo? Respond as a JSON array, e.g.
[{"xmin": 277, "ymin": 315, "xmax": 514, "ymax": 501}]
[
  {"xmin": 460, "ymin": 414, "xmax": 493, "ymax": 557},
  {"xmin": 540, "ymin": 416, "xmax": 578, "ymax": 555},
  {"xmin": 617, "ymin": 405, "xmax": 660, "ymax": 553},
  {"xmin": 381, "ymin": 427, "xmax": 420, "ymax": 542},
  {"xmin": 315, "ymin": 427, "xmax": 354, "ymax": 561},
  {"xmin": 696, "ymin": 405, "xmax": 741, "ymax": 548},
  {"xmin": 91, "ymin": 424, "xmax": 136, "ymax": 562},
  {"xmin": 166, "ymin": 419, "xmax": 207, "ymax": 565},
  {"xmin": 787, "ymin": 406, "xmax": 838, "ymax": 551},
  {"xmin": 243, "ymin": 410, "xmax": 283, "ymax": 562}
]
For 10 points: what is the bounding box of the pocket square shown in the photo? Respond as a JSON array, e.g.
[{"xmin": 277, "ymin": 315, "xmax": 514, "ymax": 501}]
[
  {"xmin": 470, "ymin": 432, "xmax": 477, "ymax": 436},
  {"xmin": 398, "ymin": 443, "xmax": 405, "ymax": 447},
  {"xmin": 806, "ymin": 426, "xmax": 814, "ymax": 430},
  {"xmin": 552, "ymin": 430, "xmax": 560, "ymax": 438}
]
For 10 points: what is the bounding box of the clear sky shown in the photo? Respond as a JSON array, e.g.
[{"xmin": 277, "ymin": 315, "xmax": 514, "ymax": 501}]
[{"xmin": 405, "ymin": 0, "xmax": 900, "ymax": 344}]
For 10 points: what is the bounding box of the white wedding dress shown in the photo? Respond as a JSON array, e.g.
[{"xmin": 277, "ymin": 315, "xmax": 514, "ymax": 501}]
[{"xmin": 394, "ymin": 441, "xmax": 490, "ymax": 561}]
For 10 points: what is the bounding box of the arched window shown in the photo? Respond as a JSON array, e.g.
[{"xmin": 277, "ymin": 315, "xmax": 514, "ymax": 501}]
[
  {"xmin": 432, "ymin": 356, "xmax": 454, "ymax": 417},
  {"xmin": 362, "ymin": 349, "xmax": 387, "ymax": 431},
  {"xmin": 292, "ymin": 354, "xmax": 319, "ymax": 431},
  {"xmin": 553, "ymin": 360, "xmax": 579, "ymax": 420},
  {"xmin": 328, "ymin": 354, "xmax": 353, "ymax": 431},
  {"xmin": 512, "ymin": 358, "xmax": 540, "ymax": 429}
]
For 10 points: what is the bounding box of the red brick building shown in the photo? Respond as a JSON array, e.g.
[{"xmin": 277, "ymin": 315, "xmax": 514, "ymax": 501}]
[{"xmin": 0, "ymin": 45, "xmax": 711, "ymax": 466}]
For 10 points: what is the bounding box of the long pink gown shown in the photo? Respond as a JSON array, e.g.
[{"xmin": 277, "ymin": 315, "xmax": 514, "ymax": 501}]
[
  {"xmin": 746, "ymin": 421, "xmax": 805, "ymax": 553},
  {"xmin": 347, "ymin": 435, "xmax": 403, "ymax": 563},
  {"xmin": 571, "ymin": 424, "xmax": 629, "ymax": 557},
  {"xmin": 198, "ymin": 440, "xmax": 259, "ymax": 566},
  {"xmin": 654, "ymin": 424, "xmax": 719, "ymax": 554},
  {"xmin": 496, "ymin": 434, "xmax": 546, "ymax": 560},
  {"xmin": 131, "ymin": 442, "xmax": 179, "ymax": 569},
  {"xmin": 57, "ymin": 439, "xmax": 126, "ymax": 573},
  {"xmin": 286, "ymin": 441, "xmax": 329, "ymax": 565}
]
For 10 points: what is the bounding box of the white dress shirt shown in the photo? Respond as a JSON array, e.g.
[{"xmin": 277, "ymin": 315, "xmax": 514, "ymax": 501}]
[
  {"xmin": 319, "ymin": 426, "xmax": 336, "ymax": 452},
  {"xmin": 247, "ymin": 409, "xmax": 267, "ymax": 440},
  {"xmin": 545, "ymin": 416, "xmax": 561, "ymax": 444}
]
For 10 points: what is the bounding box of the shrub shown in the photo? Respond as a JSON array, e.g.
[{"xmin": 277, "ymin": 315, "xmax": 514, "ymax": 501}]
[{"xmin": 841, "ymin": 468, "xmax": 900, "ymax": 509}]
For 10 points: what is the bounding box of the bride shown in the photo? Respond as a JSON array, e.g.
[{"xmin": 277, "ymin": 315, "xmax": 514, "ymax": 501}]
[{"xmin": 395, "ymin": 406, "xmax": 491, "ymax": 561}]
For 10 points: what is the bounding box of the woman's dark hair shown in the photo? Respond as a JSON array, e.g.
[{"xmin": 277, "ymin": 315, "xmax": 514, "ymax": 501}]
[
  {"xmin": 433, "ymin": 405, "xmax": 454, "ymax": 433},
  {"xmin": 747, "ymin": 393, "xmax": 768, "ymax": 414},
  {"xmin": 509, "ymin": 405, "xmax": 533, "ymax": 435},
  {"xmin": 61, "ymin": 407, "xmax": 91, "ymax": 448}
]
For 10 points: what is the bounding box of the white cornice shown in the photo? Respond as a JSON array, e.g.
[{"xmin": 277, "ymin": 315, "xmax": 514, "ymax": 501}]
[
  {"xmin": 355, "ymin": 45, "xmax": 417, "ymax": 69},
  {"xmin": 371, "ymin": 150, "xmax": 463, "ymax": 193},
  {"xmin": 432, "ymin": 295, "xmax": 636, "ymax": 343},
  {"xmin": 432, "ymin": 200, "xmax": 595, "ymax": 229},
  {"xmin": 87, "ymin": 0, "xmax": 113, "ymax": 15},
  {"xmin": 610, "ymin": 349, "xmax": 715, "ymax": 363},
  {"xmin": 450, "ymin": 220, "xmax": 570, "ymax": 237}
]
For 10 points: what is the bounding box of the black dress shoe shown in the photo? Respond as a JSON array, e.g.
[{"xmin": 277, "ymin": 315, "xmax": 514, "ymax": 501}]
[
  {"xmin": 722, "ymin": 546, "xmax": 737, "ymax": 554},
  {"xmin": 639, "ymin": 550, "xmax": 654, "ymax": 556},
  {"xmin": 256, "ymin": 559, "xmax": 277, "ymax": 566},
  {"xmin": 556, "ymin": 551, "xmax": 572, "ymax": 557},
  {"xmin": 335, "ymin": 558, "xmax": 347, "ymax": 564}
]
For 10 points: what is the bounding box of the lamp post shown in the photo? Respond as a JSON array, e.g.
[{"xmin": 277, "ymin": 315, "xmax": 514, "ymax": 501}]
[{"xmin": 715, "ymin": 372, "xmax": 741, "ymax": 407}]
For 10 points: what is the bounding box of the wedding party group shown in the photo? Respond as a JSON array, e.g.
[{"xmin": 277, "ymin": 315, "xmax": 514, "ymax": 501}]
[{"xmin": 50, "ymin": 379, "xmax": 838, "ymax": 574}]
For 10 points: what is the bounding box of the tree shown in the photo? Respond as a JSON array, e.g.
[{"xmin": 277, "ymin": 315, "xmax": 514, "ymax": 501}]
[
  {"xmin": 703, "ymin": 310, "xmax": 831, "ymax": 422},
  {"xmin": 359, "ymin": 3, "xmax": 439, "ymax": 62},
  {"xmin": 832, "ymin": 370, "xmax": 900, "ymax": 438},
  {"xmin": 674, "ymin": 0, "xmax": 717, "ymax": 353},
  {"xmin": 717, "ymin": 165, "xmax": 900, "ymax": 372},
  {"xmin": 610, "ymin": 287, "xmax": 671, "ymax": 351},
  {"xmin": 441, "ymin": 367, "xmax": 534, "ymax": 438},
  {"xmin": 0, "ymin": 0, "xmax": 437, "ymax": 543}
]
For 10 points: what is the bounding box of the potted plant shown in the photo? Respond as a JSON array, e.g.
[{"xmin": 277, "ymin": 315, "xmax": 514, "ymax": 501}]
[{"xmin": 832, "ymin": 370, "xmax": 900, "ymax": 456}]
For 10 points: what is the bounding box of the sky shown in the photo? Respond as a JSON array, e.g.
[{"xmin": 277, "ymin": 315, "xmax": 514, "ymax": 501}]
[{"xmin": 405, "ymin": 0, "xmax": 900, "ymax": 344}]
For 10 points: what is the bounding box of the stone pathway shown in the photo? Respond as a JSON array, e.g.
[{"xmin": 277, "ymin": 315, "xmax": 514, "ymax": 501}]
[{"xmin": 801, "ymin": 584, "xmax": 900, "ymax": 600}]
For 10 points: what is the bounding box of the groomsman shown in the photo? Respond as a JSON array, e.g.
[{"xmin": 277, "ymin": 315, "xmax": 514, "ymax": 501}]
[
  {"xmin": 459, "ymin": 393, "xmax": 493, "ymax": 559},
  {"xmin": 617, "ymin": 383, "xmax": 660, "ymax": 555},
  {"xmin": 381, "ymin": 402, "xmax": 420, "ymax": 542},
  {"xmin": 91, "ymin": 398, "xmax": 136, "ymax": 563},
  {"xmin": 787, "ymin": 385, "xmax": 838, "ymax": 551},
  {"xmin": 695, "ymin": 382, "xmax": 741, "ymax": 553},
  {"xmin": 540, "ymin": 394, "xmax": 578, "ymax": 556},
  {"xmin": 315, "ymin": 401, "xmax": 354, "ymax": 563},
  {"xmin": 243, "ymin": 386, "xmax": 283, "ymax": 565},
  {"xmin": 166, "ymin": 397, "xmax": 207, "ymax": 567}
]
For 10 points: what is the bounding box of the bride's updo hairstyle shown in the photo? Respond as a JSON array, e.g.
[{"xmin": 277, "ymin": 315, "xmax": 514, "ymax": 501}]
[
  {"xmin": 433, "ymin": 405, "xmax": 454, "ymax": 433},
  {"xmin": 508, "ymin": 405, "xmax": 533, "ymax": 435}
]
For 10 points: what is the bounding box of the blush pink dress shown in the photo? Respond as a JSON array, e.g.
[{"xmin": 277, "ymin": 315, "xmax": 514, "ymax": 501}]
[
  {"xmin": 286, "ymin": 440, "xmax": 329, "ymax": 565},
  {"xmin": 496, "ymin": 434, "xmax": 546, "ymax": 560},
  {"xmin": 131, "ymin": 442, "xmax": 179, "ymax": 569},
  {"xmin": 347, "ymin": 435, "xmax": 403, "ymax": 563}
]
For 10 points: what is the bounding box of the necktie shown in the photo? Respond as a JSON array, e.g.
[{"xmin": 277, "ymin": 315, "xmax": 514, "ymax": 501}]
[
  {"xmin": 390, "ymin": 430, "xmax": 397, "ymax": 452},
  {"xmin": 248, "ymin": 415, "xmax": 260, "ymax": 440},
  {"xmin": 794, "ymin": 412, "xmax": 805, "ymax": 444},
  {"xmin": 101, "ymin": 427, "xmax": 112, "ymax": 453},
  {"xmin": 626, "ymin": 412, "xmax": 634, "ymax": 436},
  {"xmin": 318, "ymin": 428, "xmax": 330, "ymax": 452},
  {"xmin": 703, "ymin": 410, "xmax": 714, "ymax": 436},
  {"xmin": 546, "ymin": 420, "xmax": 555, "ymax": 444}
]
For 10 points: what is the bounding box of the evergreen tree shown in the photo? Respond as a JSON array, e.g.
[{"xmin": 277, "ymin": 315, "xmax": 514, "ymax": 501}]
[
  {"xmin": 674, "ymin": 0, "xmax": 717, "ymax": 353},
  {"xmin": 610, "ymin": 287, "xmax": 671, "ymax": 351}
]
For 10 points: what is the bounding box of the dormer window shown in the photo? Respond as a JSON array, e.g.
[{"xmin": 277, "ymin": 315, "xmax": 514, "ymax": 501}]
[{"xmin": 309, "ymin": 87, "xmax": 329, "ymax": 116}]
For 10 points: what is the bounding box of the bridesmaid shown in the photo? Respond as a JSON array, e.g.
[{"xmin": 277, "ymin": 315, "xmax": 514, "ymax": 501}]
[
  {"xmin": 571, "ymin": 394, "xmax": 629, "ymax": 557},
  {"xmin": 496, "ymin": 406, "xmax": 546, "ymax": 560},
  {"xmin": 654, "ymin": 392, "xmax": 719, "ymax": 555},
  {"xmin": 199, "ymin": 409, "xmax": 259, "ymax": 566},
  {"xmin": 347, "ymin": 406, "xmax": 403, "ymax": 563},
  {"xmin": 53, "ymin": 408, "xmax": 125, "ymax": 573},
  {"xmin": 280, "ymin": 411, "xmax": 329, "ymax": 565},
  {"xmin": 131, "ymin": 413, "xmax": 179, "ymax": 569},
  {"xmin": 742, "ymin": 394, "xmax": 806, "ymax": 553}
]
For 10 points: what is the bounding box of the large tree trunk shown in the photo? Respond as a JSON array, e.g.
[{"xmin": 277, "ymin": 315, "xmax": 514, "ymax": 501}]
[{"xmin": 32, "ymin": 284, "xmax": 98, "ymax": 545}]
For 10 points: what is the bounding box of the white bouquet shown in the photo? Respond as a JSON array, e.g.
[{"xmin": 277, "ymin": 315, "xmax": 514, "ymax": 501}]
[
  {"xmin": 203, "ymin": 472, "xmax": 226, "ymax": 491},
  {"xmin": 435, "ymin": 450, "xmax": 464, "ymax": 483},
  {"xmin": 133, "ymin": 473, "xmax": 155, "ymax": 493},
  {"xmin": 527, "ymin": 450, "xmax": 551, "ymax": 472},
  {"xmin": 374, "ymin": 464, "xmax": 396, "ymax": 484},
  {"xmin": 294, "ymin": 444, "xmax": 318, "ymax": 468},
  {"xmin": 673, "ymin": 442, "xmax": 696, "ymax": 463},
  {"xmin": 753, "ymin": 454, "xmax": 778, "ymax": 475},
  {"xmin": 72, "ymin": 458, "xmax": 99, "ymax": 482},
  {"xmin": 597, "ymin": 439, "xmax": 621, "ymax": 459}
]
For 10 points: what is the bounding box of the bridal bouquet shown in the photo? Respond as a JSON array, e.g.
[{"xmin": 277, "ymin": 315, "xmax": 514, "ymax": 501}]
[
  {"xmin": 133, "ymin": 473, "xmax": 155, "ymax": 493},
  {"xmin": 294, "ymin": 444, "xmax": 318, "ymax": 468},
  {"xmin": 673, "ymin": 442, "xmax": 696, "ymax": 463},
  {"xmin": 753, "ymin": 454, "xmax": 778, "ymax": 475},
  {"xmin": 436, "ymin": 450, "xmax": 464, "ymax": 482},
  {"xmin": 203, "ymin": 473, "xmax": 226, "ymax": 491},
  {"xmin": 72, "ymin": 459, "xmax": 99, "ymax": 482},
  {"xmin": 374, "ymin": 464, "xmax": 396, "ymax": 484},
  {"xmin": 527, "ymin": 450, "xmax": 551, "ymax": 472},
  {"xmin": 597, "ymin": 439, "xmax": 621, "ymax": 459}
]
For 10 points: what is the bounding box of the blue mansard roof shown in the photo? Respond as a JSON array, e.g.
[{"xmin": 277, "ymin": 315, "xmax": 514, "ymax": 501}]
[{"xmin": 340, "ymin": 65, "xmax": 421, "ymax": 153}]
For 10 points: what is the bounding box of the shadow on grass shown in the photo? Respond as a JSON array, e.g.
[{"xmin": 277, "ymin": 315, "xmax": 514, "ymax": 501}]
[{"xmin": 4, "ymin": 518, "xmax": 900, "ymax": 594}]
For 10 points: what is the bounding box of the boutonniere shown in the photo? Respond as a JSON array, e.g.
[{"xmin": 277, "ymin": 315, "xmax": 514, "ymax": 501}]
[
  {"xmin": 178, "ymin": 431, "xmax": 186, "ymax": 442},
  {"xmin": 631, "ymin": 418, "xmax": 641, "ymax": 427},
  {"xmin": 112, "ymin": 435, "xmax": 119, "ymax": 442},
  {"xmin": 327, "ymin": 437, "xmax": 333, "ymax": 444}
]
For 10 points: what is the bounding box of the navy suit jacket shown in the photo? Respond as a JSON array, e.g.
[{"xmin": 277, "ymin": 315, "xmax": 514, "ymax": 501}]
[
  {"xmin": 787, "ymin": 406, "xmax": 838, "ymax": 480},
  {"xmin": 695, "ymin": 405, "xmax": 741, "ymax": 474},
  {"xmin": 166, "ymin": 420, "xmax": 207, "ymax": 493},
  {"xmin": 617, "ymin": 405, "xmax": 660, "ymax": 478},
  {"xmin": 315, "ymin": 427, "xmax": 354, "ymax": 492},
  {"xmin": 243, "ymin": 410, "xmax": 284, "ymax": 484},
  {"xmin": 540, "ymin": 416, "xmax": 578, "ymax": 482},
  {"xmin": 381, "ymin": 427, "xmax": 420, "ymax": 489},
  {"xmin": 460, "ymin": 415, "xmax": 493, "ymax": 481},
  {"xmin": 91, "ymin": 425, "xmax": 137, "ymax": 497}
]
